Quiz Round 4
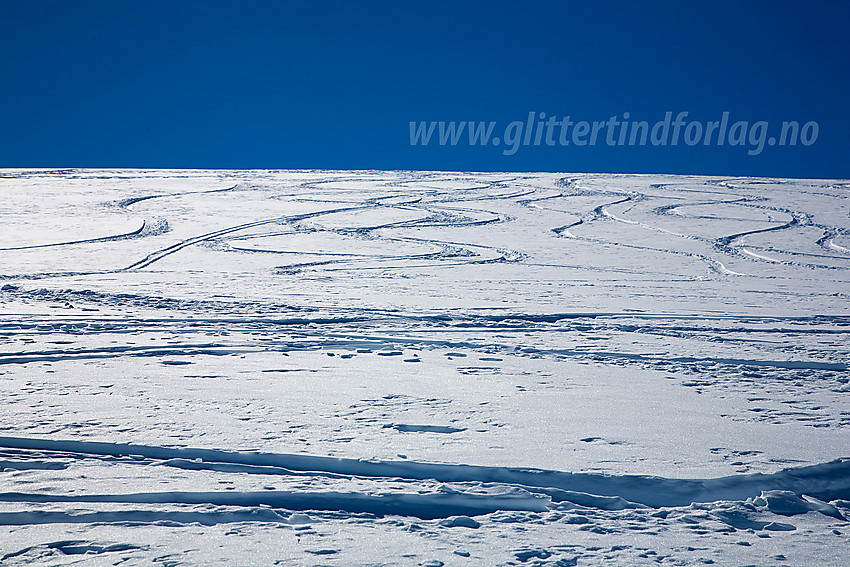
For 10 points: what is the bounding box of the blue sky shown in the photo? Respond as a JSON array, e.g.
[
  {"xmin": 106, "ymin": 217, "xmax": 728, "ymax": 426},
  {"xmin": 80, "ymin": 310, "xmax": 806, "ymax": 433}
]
[{"xmin": 1, "ymin": 1, "xmax": 847, "ymax": 177}]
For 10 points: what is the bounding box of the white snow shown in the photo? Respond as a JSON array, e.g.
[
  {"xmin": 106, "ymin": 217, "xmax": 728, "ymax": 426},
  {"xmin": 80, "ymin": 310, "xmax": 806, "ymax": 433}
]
[{"xmin": 0, "ymin": 169, "xmax": 848, "ymax": 565}]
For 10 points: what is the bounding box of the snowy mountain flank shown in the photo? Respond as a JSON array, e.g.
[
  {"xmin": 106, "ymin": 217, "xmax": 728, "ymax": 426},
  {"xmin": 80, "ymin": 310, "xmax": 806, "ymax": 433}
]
[{"xmin": 0, "ymin": 169, "xmax": 848, "ymax": 566}]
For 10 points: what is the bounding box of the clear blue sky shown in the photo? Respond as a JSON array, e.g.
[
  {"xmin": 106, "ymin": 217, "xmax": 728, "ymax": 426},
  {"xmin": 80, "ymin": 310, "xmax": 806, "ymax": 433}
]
[{"xmin": 1, "ymin": 1, "xmax": 847, "ymax": 177}]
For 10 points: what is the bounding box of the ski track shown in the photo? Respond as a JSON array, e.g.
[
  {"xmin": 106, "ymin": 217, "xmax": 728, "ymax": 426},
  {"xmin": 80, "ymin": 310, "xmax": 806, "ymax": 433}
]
[
  {"xmin": 0, "ymin": 220, "xmax": 147, "ymax": 251},
  {"xmin": 0, "ymin": 436, "xmax": 849, "ymax": 511},
  {"xmin": 0, "ymin": 169, "xmax": 848, "ymax": 565}
]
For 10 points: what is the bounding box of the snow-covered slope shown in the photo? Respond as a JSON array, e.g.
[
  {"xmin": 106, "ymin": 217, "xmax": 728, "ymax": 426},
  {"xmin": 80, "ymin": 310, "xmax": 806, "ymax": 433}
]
[{"xmin": 0, "ymin": 169, "xmax": 848, "ymax": 565}]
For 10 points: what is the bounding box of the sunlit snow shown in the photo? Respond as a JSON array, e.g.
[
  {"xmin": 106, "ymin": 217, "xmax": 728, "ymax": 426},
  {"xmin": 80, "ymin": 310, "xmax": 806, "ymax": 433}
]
[{"xmin": 0, "ymin": 169, "xmax": 848, "ymax": 565}]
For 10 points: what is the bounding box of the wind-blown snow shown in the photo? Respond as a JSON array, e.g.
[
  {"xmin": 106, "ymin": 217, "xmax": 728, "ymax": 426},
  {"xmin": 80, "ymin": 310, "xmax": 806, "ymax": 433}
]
[{"xmin": 0, "ymin": 169, "xmax": 848, "ymax": 565}]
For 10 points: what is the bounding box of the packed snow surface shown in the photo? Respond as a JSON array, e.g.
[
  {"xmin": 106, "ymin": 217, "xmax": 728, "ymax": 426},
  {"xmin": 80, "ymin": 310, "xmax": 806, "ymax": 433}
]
[{"xmin": 0, "ymin": 169, "xmax": 848, "ymax": 565}]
